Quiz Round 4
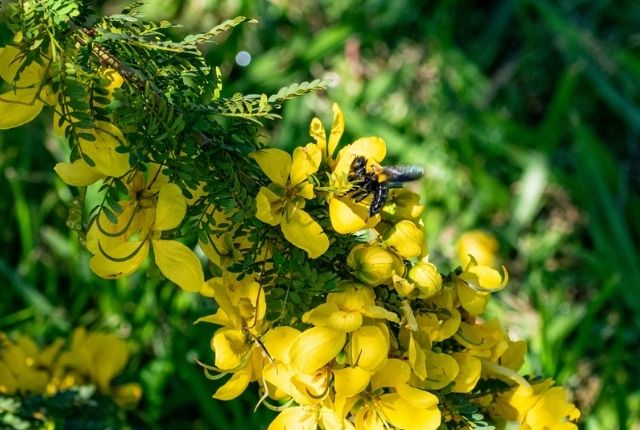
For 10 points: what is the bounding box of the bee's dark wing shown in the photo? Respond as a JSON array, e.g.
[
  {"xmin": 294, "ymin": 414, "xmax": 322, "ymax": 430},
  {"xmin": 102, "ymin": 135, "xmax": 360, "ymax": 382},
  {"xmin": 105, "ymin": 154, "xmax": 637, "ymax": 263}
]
[{"xmin": 381, "ymin": 165, "xmax": 424, "ymax": 183}]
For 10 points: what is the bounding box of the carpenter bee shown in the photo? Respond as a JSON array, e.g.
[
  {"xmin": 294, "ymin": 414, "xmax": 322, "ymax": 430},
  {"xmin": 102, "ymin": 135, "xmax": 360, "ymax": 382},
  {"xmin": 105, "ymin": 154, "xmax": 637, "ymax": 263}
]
[{"xmin": 348, "ymin": 155, "xmax": 424, "ymax": 216}]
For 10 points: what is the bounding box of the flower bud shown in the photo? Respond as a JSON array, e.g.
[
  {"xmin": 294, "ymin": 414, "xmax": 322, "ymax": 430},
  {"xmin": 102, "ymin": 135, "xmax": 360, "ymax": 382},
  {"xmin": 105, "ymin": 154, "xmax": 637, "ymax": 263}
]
[
  {"xmin": 383, "ymin": 220, "xmax": 426, "ymax": 258},
  {"xmin": 347, "ymin": 244, "xmax": 401, "ymax": 285},
  {"xmin": 382, "ymin": 189, "xmax": 424, "ymax": 221},
  {"xmin": 456, "ymin": 230, "xmax": 499, "ymax": 268},
  {"xmin": 408, "ymin": 261, "xmax": 442, "ymax": 298}
]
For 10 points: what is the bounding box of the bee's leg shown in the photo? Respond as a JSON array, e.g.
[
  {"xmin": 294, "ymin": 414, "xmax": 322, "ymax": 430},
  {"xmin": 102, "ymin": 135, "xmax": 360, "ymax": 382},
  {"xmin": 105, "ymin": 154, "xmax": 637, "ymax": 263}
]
[
  {"xmin": 351, "ymin": 188, "xmax": 371, "ymax": 202},
  {"xmin": 369, "ymin": 182, "xmax": 389, "ymax": 216}
]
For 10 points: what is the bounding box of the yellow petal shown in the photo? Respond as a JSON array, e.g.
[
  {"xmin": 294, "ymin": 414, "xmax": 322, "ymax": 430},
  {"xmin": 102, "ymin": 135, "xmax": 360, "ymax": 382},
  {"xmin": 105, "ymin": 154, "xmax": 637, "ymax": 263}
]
[
  {"xmin": 421, "ymin": 350, "xmax": 459, "ymax": 390},
  {"xmin": 85, "ymin": 332, "xmax": 130, "ymax": 392},
  {"xmin": 212, "ymin": 328, "xmax": 249, "ymax": 370},
  {"xmin": 0, "ymin": 361, "xmax": 17, "ymax": 394},
  {"xmin": 38, "ymin": 338, "xmax": 64, "ymax": 368},
  {"xmin": 327, "ymin": 283, "xmax": 375, "ymax": 309},
  {"xmin": 456, "ymin": 279, "xmax": 490, "ymax": 315},
  {"xmin": 262, "ymin": 361, "xmax": 299, "ymax": 402},
  {"xmin": 361, "ymin": 305, "xmax": 399, "ymax": 322},
  {"xmin": 382, "ymin": 220, "xmax": 425, "ymax": 258},
  {"xmin": 101, "ymin": 68, "xmax": 124, "ymax": 99},
  {"xmin": 329, "ymin": 197, "xmax": 368, "ymax": 234},
  {"xmin": 459, "ymin": 264, "xmax": 509, "ymax": 292},
  {"xmin": 327, "ymin": 310, "xmax": 363, "ymax": 333},
  {"xmin": 154, "ymin": 183, "xmax": 186, "ymax": 231},
  {"xmin": 196, "ymin": 309, "xmax": 234, "ymax": 330},
  {"xmin": 302, "ymin": 303, "xmax": 340, "ymax": 327},
  {"xmin": 0, "ymin": 46, "xmax": 44, "ymax": 86},
  {"xmin": 268, "ymin": 407, "xmax": 318, "ymax": 430},
  {"xmin": 90, "ymin": 240, "xmax": 149, "ymax": 278},
  {"xmin": 79, "ymin": 123, "xmax": 130, "ymax": 177},
  {"xmin": 456, "ymin": 230, "xmax": 499, "ymax": 268},
  {"xmin": 85, "ymin": 204, "xmax": 135, "ymax": 255},
  {"xmin": 296, "ymin": 181, "xmax": 315, "ymax": 200},
  {"xmin": 333, "ymin": 136, "xmax": 386, "ymax": 177},
  {"xmin": 501, "ymin": 340, "xmax": 527, "ymax": 371},
  {"xmin": 348, "ymin": 325, "xmax": 389, "ymax": 371},
  {"xmin": 327, "ymin": 103, "xmax": 344, "ymax": 160},
  {"xmin": 262, "ymin": 326, "xmax": 301, "ymax": 363},
  {"xmin": 213, "ymin": 366, "xmax": 252, "ymax": 400},
  {"xmin": 333, "ymin": 366, "xmax": 371, "ymax": 398},
  {"xmin": 348, "ymin": 137, "xmax": 386, "ymax": 162},
  {"xmin": 0, "ymin": 88, "xmax": 43, "ymax": 129},
  {"xmin": 290, "ymin": 143, "xmax": 321, "ymax": 186},
  {"xmin": 152, "ymin": 239, "xmax": 204, "ymax": 292},
  {"xmin": 290, "ymin": 327, "xmax": 346, "ymax": 374},
  {"xmin": 396, "ymin": 383, "xmax": 439, "ymax": 409},
  {"xmin": 378, "ymin": 392, "xmax": 441, "ymax": 430},
  {"xmin": 255, "ymin": 186, "xmax": 283, "ymax": 225},
  {"xmin": 249, "ymin": 148, "xmax": 291, "ymax": 186},
  {"xmin": 310, "ymin": 117, "xmax": 327, "ymax": 157},
  {"xmin": 199, "ymin": 278, "xmax": 218, "ymax": 297},
  {"xmin": 281, "ymin": 207, "xmax": 329, "ymax": 259},
  {"xmin": 526, "ymin": 384, "xmax": 581, "ymax": 427},
  {"xmin": 451, "ymin": 352, "xmax": 481, "ymax": 393},
  {"xmin": 54, "ymin": 159, "xmax": 104, "ymax": 186},
  {"xmin": 408, "ymin": 333, "xmax": 427, "ymax": 380}
]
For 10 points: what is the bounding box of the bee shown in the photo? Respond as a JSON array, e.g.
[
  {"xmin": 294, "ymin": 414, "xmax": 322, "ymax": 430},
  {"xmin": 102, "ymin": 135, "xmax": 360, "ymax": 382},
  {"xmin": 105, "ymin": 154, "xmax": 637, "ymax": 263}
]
[{"xmin": 348, "ymin": 155, "xmax": 424, "ymax": 216}]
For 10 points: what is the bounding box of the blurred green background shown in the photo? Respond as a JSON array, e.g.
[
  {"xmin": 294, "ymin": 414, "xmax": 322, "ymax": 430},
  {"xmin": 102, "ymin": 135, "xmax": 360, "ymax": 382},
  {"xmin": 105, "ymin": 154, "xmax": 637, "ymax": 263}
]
[{"xmin": 2, "ymin": 0, "xmax": 639, "ymax": 428}]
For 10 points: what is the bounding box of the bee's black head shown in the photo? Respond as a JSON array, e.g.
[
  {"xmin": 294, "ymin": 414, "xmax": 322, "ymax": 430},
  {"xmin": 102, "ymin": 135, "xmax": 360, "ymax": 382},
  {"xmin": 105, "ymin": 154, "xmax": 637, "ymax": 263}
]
[{"xmin": 349, "ymin": 155, "xmax": 368, "ymax": 180}]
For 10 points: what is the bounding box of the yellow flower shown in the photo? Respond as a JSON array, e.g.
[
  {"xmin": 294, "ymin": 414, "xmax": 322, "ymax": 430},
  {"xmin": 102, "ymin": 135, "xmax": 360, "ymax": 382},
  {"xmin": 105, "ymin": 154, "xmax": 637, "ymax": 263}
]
[
  {"xmin": 250, "ymin": 145, "xmax": 329, "ymax": 258},
  {"xmin": 57, "ymin": 328, "xmax": 131, "ymax": 394},
  {"xmin": 454, "ymin": 319, "xmax": 509, "ymax": 362},
  {"xmin": 353, "ymin": 359, "xmax": 441, "ymax": 430},
  {"xmin": 494, "ymin": 379, "xmax": 580, "ymax": 429},
  {"xmin": 54, "ymin": 121, "xmax": 131, "ymax": 185},
  {"xmin": 303, "ymin": 282, "xmax": 399, "ymax": 332},
  {"xmin": 52, "ymin": 69, "xmax": 127, "ymax": 184},
  {"xmin": 310, "ymin": 103, "xmax": 386, "ymax": 234},
  {"xmin": 288, "ymin": 284, "xmax": 398, "ymax": 375},
  {"xmin": 0, "ymin": 329, "xmax": 140, "ymax": 407},
  {"xmin": 0, "ymin": 334, "xmax": 50, "ymax": 394},
  {"xmin": 0, "ymin": 45, "xmax": 53, "ymax": 129},
  {"xmin": 455, "ymin": 258, "xmax": 509, "ymax": 314},
  {"xmin": 197, "ymin": 276, "xmax": 266, "ymax": 400},
  {"xmin": 89, "ymin": 177, "xmax": 204, "ymax": 292}
]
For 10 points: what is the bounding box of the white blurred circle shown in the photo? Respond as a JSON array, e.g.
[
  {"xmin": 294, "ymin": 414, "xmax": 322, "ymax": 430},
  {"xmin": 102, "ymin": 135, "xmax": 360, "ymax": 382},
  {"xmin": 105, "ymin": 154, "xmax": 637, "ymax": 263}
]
[{"xmin": 235, "ymin": 51, "xmax": 251, "ymax": 67}]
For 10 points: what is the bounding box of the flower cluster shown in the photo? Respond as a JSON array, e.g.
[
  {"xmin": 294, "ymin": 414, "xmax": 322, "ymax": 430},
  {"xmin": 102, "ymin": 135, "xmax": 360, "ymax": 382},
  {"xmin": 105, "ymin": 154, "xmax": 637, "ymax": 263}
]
[
  {"xmin": 0, "ymin": 328, "xmax": 140, "ymax": 407},
  {"xmin": 196, "ymin": 105, "xmax": 580, "ymax": 429}
]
